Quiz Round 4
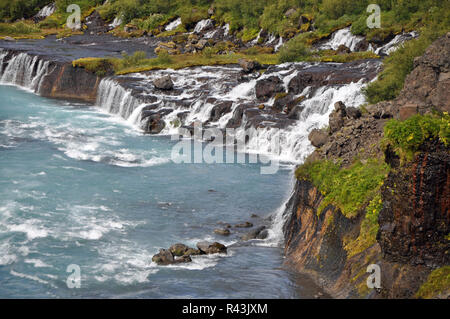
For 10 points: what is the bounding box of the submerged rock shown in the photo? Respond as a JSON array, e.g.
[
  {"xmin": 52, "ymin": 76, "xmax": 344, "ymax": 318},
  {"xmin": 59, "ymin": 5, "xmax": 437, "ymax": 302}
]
[
  {"xmin": 196, "ymin": 241, "xmax": 227, "ymax": 254},
  {"xmin": 235, "ymin": 221, "xmax": 253, "ymax": 228},
  {"xmin": 214, "ymin": 228, "xmax": 231, "ymax": 236}
]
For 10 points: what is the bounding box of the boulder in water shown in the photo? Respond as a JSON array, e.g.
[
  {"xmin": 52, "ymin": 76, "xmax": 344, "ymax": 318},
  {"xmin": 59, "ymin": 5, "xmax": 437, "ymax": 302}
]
[
  {"xmin": 196, "ymin": 241, "xmax": 227, "ymax": 254},
  {"xmin": 238, "ymin": 59, "xmax": 261, "ymax": 73},
  {"xmin": 234, "ymin": 221, "xmax": 253, "ymax": 228},
  {"xmin": 152, "ymin": 249, "xmax": 175, "ymax": 265},
  {"xmin": 255, "ymin": 76, "xmax": 284, "ymax": 101},
  {"xmin": 214, "ymin": 228, "xmax": 231, "ymax": 236},
  {"xmin": 153, "ymin": 75, "xmax": 174, "ymax": 90},
  {"xmin": 241, "ymin": 226, "xmax": 269, "ymax": 241},
  {"xmin": 169, "ymin": 243, "xmax": 191, "ymax": 256}
]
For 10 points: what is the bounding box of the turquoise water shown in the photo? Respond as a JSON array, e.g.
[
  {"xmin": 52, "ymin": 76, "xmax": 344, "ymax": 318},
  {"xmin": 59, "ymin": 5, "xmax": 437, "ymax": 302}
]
[{"xmin": 0, "ymin": 85, "xmax": 309, "ymax": 298}]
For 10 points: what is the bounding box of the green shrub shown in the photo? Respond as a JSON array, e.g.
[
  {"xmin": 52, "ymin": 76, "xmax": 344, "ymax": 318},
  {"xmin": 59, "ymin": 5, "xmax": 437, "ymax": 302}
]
[
  {"xmin": 416, "ymin": 266, "xmax": 450, "ymax": 299},
  {"xmin": 345, "ymin": 193, "xmax": 382, "ymax": 257},
  {"xmin": 295, "ymin": 158, "xmax": 389, "ymax": 218},
  {"xmin": 155, "ymin": 50, "xmax": 172, "ymax": 64},
  {"xmin": 278, "ymin": 36, "xmax": 310, "ymax": 63},
  {"xmin": 384, "ymin": 114, "xmax": 450, "ymax": 161},
  {"xmin": 0, "ymin": 21, "xmax": 40, "ymax": 35}
]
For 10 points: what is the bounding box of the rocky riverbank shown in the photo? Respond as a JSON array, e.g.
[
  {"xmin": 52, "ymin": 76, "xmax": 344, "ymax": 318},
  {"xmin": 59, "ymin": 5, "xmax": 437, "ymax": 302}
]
[{"xmin": 283, "ymin": 34, "xmax": 450, "ymax": 299}]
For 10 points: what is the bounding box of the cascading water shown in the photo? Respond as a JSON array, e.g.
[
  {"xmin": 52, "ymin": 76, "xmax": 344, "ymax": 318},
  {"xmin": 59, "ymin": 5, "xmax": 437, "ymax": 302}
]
[
  {"xmin": 165, "ymin": 18, "xmax": 182, "ymax": 31},
  {"xmin": 96, "ymin": 78, "xmax": 141, "ymax": 121},
  {"xmin": 372, "ymin": 31, "xmax": 419, "ymax": 56},
  {"xmin": 0, "ymin": 52, "xmax": 50, "ymax": 93},
  {"xmin": 319, "ymin": 27, "xmax": 365, "ymax": 51},
  {"xmin": 36, "ymin": 3, "xmax": 56, "ymax": 18}
]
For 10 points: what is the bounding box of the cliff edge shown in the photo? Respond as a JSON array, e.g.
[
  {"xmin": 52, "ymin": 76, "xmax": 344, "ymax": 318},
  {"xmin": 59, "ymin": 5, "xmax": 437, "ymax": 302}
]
[{"xmin": 283, "ymin": 34, "xmax": 450, "ymax": 299}]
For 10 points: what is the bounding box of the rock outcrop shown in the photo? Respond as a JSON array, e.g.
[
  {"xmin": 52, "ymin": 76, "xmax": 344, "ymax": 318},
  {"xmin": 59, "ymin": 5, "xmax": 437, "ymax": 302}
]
[{"xmin": 283, "ymin": 34, "xmax": 450, "ymax": 299}]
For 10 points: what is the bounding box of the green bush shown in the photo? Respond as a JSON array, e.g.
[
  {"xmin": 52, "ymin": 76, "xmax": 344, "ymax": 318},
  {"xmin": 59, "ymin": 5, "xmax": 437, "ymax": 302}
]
[
  {"xmin": 384, "ymin": 114, "xmax": 450, "ymax": 161},
  {"xmin": 416, "ymin": 266, "xmax": 450, "ymax": 299},
  {"xmin": 278, "ymin": 36, "xmax": 310, "ymax": 63},
  {"xmin": 295, "ymin": 158, "xmax": 389, "ymax": 218},
  {"xmin": 0, "ymin": 21, "xmax": 40, "ymax": 35}
]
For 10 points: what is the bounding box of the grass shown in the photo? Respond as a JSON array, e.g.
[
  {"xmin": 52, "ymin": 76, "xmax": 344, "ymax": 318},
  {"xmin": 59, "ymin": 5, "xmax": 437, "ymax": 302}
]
[
  {"xmin": 383, "ymin": 113, "xmax": 450, "ymax": 162},
  {"xmin": 295, "ymin": 158, "xmax": 389, "ymax": 218},
  {"xmin": 416, "ymin": 266, "xmax": 450, "ymax": 299},
  {"xmin": 344, "ymin": 193, "xmax": 383, "ymax": 258}
]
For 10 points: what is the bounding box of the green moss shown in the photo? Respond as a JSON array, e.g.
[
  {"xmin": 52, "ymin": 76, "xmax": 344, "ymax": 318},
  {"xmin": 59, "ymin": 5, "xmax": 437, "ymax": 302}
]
[
  {"xmin": 239, "ymin": 27, "xmax": 260, "ymax": 43},
  {"xmin": 384, "ymin": 114, "xmax": 450, "ymax": 162},
  {"xmin": 295, "ymin": 159, "xmax": 389, "ymax": 218},
  {"xmin": 274, "ymin": 92, "xmax": 288, "ymax": 100},
  {"xmin": 0, "ymin": 21, "xmax": 40, "ymax": 36},
  {"xmin": 345, "ymin": 193, "xmax": 382, "ymax": 258},
  {"xmin": 318, "ymin": 51, "xmax": 379, "ymax": 63},
  {"xmin": 72, "ymin": 57, "xmax": 117, "ymax": 76},
  {"xmin": 416, "ymin": 266, "xmax": 450, "ymax": 299}
]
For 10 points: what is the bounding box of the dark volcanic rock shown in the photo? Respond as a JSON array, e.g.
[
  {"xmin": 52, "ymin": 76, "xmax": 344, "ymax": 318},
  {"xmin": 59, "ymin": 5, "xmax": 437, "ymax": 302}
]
[
  {"xmin": 308, "ymin": 129, "xmax": 328, "ymax": 148},
  {"xmin": 196, "ymin": 242, "xmax": 227, "ymax": 254},
  {"xmin": 395, "ymin": 33, "xmax": 450, "ymax": 113},
  {"xmin": 346, "ymin": 107, "xmax": 362, "ymax": 119},
  {"xmin": 378, "ymin": 140, "xmax": 450, "ymax": 267},
  {"xmin": 328, "ymin": 101, "xmax": 346, "ymax": 133},
  {"xmin": 238, "ymin": 59, "xmax": 261, "ymax": 73},
  {"xmin": 214, "ymin": 228, "xmax": 231, "ymax": 236},
  {"xmin": 241, "ymin": 226, "xmax": 268, "ymax": 241},
  {"xmin": 255, "ymin": 76, "xmax": 284, "ymax": 101},
  {"xmin": 235, "ymin": 221, "xmax": 253, "ymax": 228},
  {"xmin": 169, "ymin": 243, "xmax": 191, "ymax": 257},
  {"xmin": 153, "ymin": 75, "xmax": 174, "ymax": 90},
  {"xmin": 152, "ymin": 249, "xmax": 175, "ymax": 265}
]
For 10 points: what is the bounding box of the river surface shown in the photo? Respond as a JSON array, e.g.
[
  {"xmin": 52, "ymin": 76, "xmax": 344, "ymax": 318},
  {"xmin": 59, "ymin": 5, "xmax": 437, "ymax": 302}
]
[{"xmin": 0, "ymin": 84, "xmax": 325, "ymax": 298}]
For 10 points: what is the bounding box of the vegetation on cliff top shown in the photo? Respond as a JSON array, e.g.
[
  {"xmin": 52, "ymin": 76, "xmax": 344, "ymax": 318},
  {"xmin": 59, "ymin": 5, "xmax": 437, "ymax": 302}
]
[
  {"xmin": 295, "ymin": 158, "xmax": 389, "ymax": 219},
  {"xmin": 384, "ymin": 113, "xmax": 450, "ymax": 162},
  {"xmin": 415, "ymin": 266, "xmax": 450, "ymax": 299}
]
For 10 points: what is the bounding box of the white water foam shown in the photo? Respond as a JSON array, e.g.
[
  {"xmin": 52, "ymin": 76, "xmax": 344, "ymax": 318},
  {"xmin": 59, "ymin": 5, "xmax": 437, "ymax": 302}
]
[
  {"xmin": 319, "ymin": 27, "xmax": 365, "ymax": 52},
  {"xmin": 0, "ymin": 53, "xmax": 50, "ymax": 93},
  {"xmin": 36, "ymin": 3, "xmax": 55, "ymax": 18},
  {"xmin": 165, "ymin": 18, "xmax": 182, "ymax": 31}
]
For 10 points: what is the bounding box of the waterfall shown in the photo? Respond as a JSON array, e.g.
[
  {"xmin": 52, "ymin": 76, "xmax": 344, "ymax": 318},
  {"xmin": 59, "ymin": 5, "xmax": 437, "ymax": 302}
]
[
  {"xmin": 274, "ymin": 37, "xmax": 284, "ymax": 52},
  {"xmin": 223, "ymin": 24, "xmax": 230, "ymax": 37},
  {"xmin": 92, "ymin": 61, "xmax": 379, "ymax": 163},
  {"xmin": 194, "ymin": 19, "xmax": 213, "ymax": 33},
  {"xmin": 0, "ymin": 52, "xmax": 50, "ymax": 93},
  {"xmin": 96, "ymin": 78, "xmax": 141, "ymax": 121},
  {"xmin": 373, "ymin": 31, "xmax": 419, "ymax": 56},
  {"xmin": 36, "ymin": 3, "xmax": 56, "ymax": 18},
  {"xmin": 319, "ymin": 27, "xmax": 365, "ymax": 51},
  {"xmin": 109, "ymin": 16, "xmax": 123, "ymax": 28},
  {"xmin": 165, "ymin": 18, "xmax": 181, "ymax": 31}
]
